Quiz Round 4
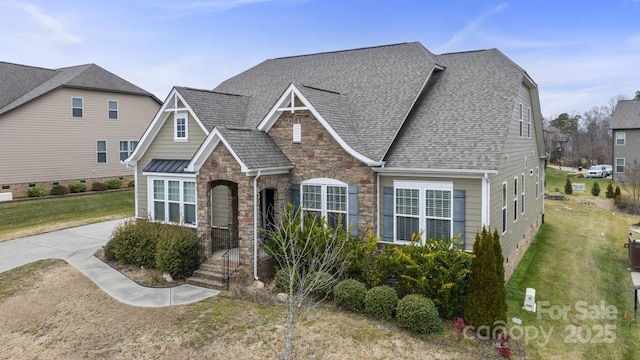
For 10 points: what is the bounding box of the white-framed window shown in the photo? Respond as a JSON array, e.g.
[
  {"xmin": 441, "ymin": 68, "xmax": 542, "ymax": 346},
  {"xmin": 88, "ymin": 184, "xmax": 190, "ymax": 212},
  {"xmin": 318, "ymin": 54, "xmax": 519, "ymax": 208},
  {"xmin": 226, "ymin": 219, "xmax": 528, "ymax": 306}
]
[
  {"xmin": 119, "ymin": 140, "xmax": 138, "ymax": 161},
  {"xmin": 527, "ymin": 107, "xmax": 531, "ymax": 138},
  {"xmin": 174, "ymin": 112, "xmax": 188, "ymax": 141},
  {"xmin": 521, "ymin": 173, "xmax": 525, "ymax": 215},
  {"xmin": 96, "ymin": 140, "xmax": 107, "ymax": 163},
  {"xmin": 150, "ymin": 177, "xmax": 197, "ymax": 226},
  {"xmin": 518, "ymin": 103, "xmax": 524, "ymax": 138},
  {"xmin": 616, "ymin": 132, "xmax": 625, "ymax": 145},
  {"xmin": 616, "ymin": 158, "xmax": 625, "ymax": 173},
  {"xmin": 393, "ymin": 181, "xmax": 452, "ymax": 242},
  {"xmin": 108, "ymin": 100, "xmax": 118, "ymax": 119},
  {"xmin": 72, "ymin": 97, "xmax": 83, "ymax": 117},
  {"xmin": 535, "ymin": 167, "xmax": 540, "ymax": 199},
  {"xmin": 502, "ymin": 182, "xmax": 507, "ymax": 234},
  {"xmin": 513, "ymin": 176, "xmax": 518, "ymax": 222},
  {"xmin": 301, "ymin": 178, "xmax": 347, "ymax": 230}
]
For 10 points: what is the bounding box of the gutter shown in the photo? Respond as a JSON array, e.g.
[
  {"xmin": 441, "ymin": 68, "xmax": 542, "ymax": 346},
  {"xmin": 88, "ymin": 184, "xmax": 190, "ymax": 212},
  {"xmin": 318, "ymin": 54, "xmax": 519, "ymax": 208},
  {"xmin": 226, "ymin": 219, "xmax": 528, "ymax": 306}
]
[{"xmin": 253, "ymin": 170, "xmax": 262, "ymax": 281}]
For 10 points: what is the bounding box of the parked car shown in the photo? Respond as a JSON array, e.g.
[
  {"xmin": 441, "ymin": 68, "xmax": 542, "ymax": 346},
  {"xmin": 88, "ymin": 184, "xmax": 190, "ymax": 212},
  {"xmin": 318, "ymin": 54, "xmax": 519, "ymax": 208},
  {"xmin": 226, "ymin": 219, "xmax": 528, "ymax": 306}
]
[
  {"xmin": 585, "ymin": 165, "xmax": 607, "ymax": 178},
  {"xmin": 603, "ymin": 164, "xmax": 612, "ymax": 177}
]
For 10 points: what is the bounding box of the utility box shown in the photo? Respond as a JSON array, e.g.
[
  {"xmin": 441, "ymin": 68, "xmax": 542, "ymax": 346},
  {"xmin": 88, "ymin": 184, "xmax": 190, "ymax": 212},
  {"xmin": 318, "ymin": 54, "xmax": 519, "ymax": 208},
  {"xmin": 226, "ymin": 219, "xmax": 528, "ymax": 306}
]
[
  {"xmin": 523, "ymin": 288, "xmax": 536, "ymax": 312},
  {"xmin": 627, "ymin": 230, "xmax": 640, "ymax": 271}
]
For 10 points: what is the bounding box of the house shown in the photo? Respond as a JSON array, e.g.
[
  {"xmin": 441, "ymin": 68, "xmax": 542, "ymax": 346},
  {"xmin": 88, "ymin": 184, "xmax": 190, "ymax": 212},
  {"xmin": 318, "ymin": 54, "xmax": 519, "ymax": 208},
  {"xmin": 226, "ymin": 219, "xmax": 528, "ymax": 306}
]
[
  {"xmin": 611, "ymin": 99, "xmax": 640, "ymax": 183},
  {"xmin": 0, "ymin": 62, "xmax": 161, "ymax": 199},
  {"xmin": 126, "ymin": 42, "xmax": 545, "ymax": 286},
  {"xmin": 543, "ymin": 126, "xmax": 570, "ymax": 166}
]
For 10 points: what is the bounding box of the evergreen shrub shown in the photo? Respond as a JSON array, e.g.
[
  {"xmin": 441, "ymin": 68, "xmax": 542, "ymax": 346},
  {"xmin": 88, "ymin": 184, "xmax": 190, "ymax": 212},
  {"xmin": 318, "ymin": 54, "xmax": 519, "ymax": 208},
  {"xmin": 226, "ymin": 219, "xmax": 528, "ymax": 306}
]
[
  {"xmin": 396, "ymin": 294, "xmax": 442, "ymax": 334},
  {"xmin": 364, "ymin": 285, "xmax": 398, "ymax": 320},
  {"xmin": 333, "ymin": 279, "xmax": 367, "ymax": 312}
]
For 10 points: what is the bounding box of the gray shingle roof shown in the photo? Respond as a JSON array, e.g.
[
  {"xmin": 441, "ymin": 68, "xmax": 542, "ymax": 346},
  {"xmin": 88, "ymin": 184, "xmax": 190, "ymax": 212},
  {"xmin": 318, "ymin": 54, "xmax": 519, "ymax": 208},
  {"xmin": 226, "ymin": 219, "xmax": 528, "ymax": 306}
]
[
  {"xmin": 611, "ymin": 100, "xmax": 640, "ymax": 129},
  {"xmin": 213, "ymin": 42, "xmax": 438, "ymax": 161},
  {"xmin": 0, "ymin": 62, "xmax": 158, "ymax": 115},
  {"xmin": 216, "ymin": 127, "xmax": 292, "ymax": 170},
  {"xmin": 175, "ymin": 87, "xmax": 249, "ymax": 130},
  {"xmin": 143, "ymin": 159, "xmax": 192, "ymax": 174},
  {"xmin": 383, "ymin": 49, "xmax": 526, "ymax": 171}
]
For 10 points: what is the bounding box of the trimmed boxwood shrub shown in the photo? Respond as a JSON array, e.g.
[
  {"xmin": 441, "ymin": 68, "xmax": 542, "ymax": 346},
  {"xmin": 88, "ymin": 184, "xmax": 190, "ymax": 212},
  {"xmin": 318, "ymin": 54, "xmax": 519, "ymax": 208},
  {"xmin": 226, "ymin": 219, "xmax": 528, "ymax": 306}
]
[
  {"xmin": 27, "ymin": 186, "xmax": 46, "ymax": 197},
  {"xmin": 364, "ymin": 285, "xmax": 398, "ymax": 321},
  {"xmin": 275, "ymin": 268, "xmax": 299, "ymax": 293},
  {"xmin": 104, "ymin": 219, "xmax": 158, "ymax": 268},
  {"xmin": 397, "ymin": 294, "xmax": 442, "ymax": 334},
  {"xmin": 69, "ymin": 181, "xmax": 87, "ymax": 193},
  {"xmin": 307, "ymin": 271, "xmax": 337, "ymax": 299},
  {"xmin": 50, "ymin": 184, "xmax": 69, "ymax": 195},
  {"xmin": 155, "ymin": 224, "xmax": 199, "ymax": 279},
  {"xmin": 91, "ymin": 182, "xmax": 108, "ymax": 191},
  {"xmin": 333, "ymin": 279, "xmax": 367, "ymax": 312},
  {"xmin": 107, "ymin": 178, "xmax": 123, "ymax": 189}
]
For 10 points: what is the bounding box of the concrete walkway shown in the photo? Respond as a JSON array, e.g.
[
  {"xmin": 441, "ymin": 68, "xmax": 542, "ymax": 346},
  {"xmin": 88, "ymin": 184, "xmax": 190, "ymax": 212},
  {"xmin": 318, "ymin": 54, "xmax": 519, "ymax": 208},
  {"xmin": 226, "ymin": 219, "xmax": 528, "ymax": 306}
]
[{"xmin": 0, "ymin": 219, "xmax": 219, "ymax": 307}]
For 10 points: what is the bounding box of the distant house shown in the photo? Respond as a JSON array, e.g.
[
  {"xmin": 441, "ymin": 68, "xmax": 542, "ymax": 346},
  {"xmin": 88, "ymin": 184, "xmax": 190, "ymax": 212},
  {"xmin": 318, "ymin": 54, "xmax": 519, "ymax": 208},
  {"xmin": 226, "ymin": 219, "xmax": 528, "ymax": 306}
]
[
  {"xmin": 543, "ymin": 126, "xmax": 570, "ymax": 164},
  {"xmin": 611, "ymin": 99, "xmax": 640, "ymax": 182},
  {"xmin": 126, "ymin": 42, "xmax": 545, "ymax": 286},
  {"xmin": 0, "ymin": 62, "xmax": 161, "ymax": 198}
]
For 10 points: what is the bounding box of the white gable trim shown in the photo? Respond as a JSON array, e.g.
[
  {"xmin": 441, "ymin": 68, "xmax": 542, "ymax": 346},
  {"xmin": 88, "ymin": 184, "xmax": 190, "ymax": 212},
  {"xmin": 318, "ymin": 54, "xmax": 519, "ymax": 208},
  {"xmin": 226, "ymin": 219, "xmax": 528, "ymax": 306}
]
[
  {"xmin": 124, "ymin": 88, "xmax": 209, "ymax": 165},
  {"xmin": 257, "ymin": 84, "xmax": 382, "ymax": 166}
]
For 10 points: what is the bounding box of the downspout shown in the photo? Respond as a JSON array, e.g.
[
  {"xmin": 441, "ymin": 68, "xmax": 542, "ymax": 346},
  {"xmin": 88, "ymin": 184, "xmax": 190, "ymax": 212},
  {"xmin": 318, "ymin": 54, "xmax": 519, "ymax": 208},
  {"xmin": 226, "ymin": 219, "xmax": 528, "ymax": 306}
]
[
  {"xmin": 482, "ymin": 173, "xmax": 490, "ymax": 227},
  {"xmin": 253, "ymin": 171, "xmax": 262, "ymax": 281},
  {"xmin": 376, "ymin": 172, "xmax": 380, "ymax": 238}
]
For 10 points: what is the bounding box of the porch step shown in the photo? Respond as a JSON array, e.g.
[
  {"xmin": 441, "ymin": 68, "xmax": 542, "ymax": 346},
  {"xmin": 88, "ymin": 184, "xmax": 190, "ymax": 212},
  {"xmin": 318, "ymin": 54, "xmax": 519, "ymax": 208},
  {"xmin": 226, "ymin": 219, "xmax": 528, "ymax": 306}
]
[{"xmin": 186, "ymin": 259, "xmax": 229, "ymax": 290}]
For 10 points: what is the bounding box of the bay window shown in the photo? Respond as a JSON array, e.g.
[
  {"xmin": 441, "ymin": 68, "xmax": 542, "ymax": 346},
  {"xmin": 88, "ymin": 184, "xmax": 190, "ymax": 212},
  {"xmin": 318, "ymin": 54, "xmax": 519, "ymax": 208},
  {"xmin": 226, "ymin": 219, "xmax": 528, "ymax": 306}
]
[{"xmin": 150, "ymin": 177, "xmax": 197, "ymax": 226}]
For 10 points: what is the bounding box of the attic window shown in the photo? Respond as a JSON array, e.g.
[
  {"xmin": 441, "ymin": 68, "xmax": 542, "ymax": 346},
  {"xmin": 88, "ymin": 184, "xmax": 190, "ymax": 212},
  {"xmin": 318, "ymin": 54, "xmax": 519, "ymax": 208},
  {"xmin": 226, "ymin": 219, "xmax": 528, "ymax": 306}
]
[
  {"xmin": 293, "ymin": 124, "xmax": 302, "ymax": 143},
  {"xmin": 174, "ymin": 112, "xmax": 188, "ymax": 141}
]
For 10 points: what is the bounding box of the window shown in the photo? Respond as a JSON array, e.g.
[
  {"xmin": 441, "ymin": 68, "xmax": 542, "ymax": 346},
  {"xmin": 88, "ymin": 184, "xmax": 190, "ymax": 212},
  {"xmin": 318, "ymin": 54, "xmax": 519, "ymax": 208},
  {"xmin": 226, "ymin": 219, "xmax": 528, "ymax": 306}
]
[
  {"xmin": 616, "ymin": 132, "xmax": 625, "ymax": 145},
  {"xmin": 301, "ymin": 179, "xmax": 347, "ymax": 230},
  {"xmin": 521, "ymin": 174, "xmax": 525, "ymax": 215},
  {"xmin": 108, "ymin": 100, "xmax": 118, "ymax": 119},
  {"xmin": 174, "ymin": 112, "xmax": 187, "ymax": 141},
  {"xmin": 535, "ymin": 167, "xmax": 540, "ymax": 199},
  {"xmin": 527, "ymin": 107, "xmax": 531, "ymax": 138},
  {"xmin": 513, "ymin": 177, "xmax": 518, "ymax": 222},
  {"xmin": 96, "ymin": 141, "xmax": 107, "ymax": 163},
  {"xmin": 616, "ymin": 158, "xmax": 625, "ymax": 173},
  {"xmin": 518, "ymin": 103, "xmax": 524, "ymax": 138},
  {"xmin": 502, "ymin": 182, "xmax": 507, "ymax": 234},
  {"xmin": 72, "ymin": 97, "xmax": 83, "ymax": 117},
  {"xmin": 150, "ymin": 178, "xmax": 197, "ymax": 226},
  {"xmin": 394, "ymin": 181, "xmax": 452, "ymax": 242},
  {"xmin": 119, "ymin": 140, "xmax": 138, "ymax": 161}
]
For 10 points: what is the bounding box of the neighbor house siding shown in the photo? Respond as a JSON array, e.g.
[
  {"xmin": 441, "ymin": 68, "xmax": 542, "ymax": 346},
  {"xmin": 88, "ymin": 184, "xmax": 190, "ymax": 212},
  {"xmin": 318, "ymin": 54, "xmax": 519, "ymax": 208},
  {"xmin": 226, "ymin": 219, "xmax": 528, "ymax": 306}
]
[
  {"xmin": 613, "ymin": 129, "xmax": 640, "ymax": 183},
  {"xmin": 0, "ymin": 88, "xmax": 159, "ymax": 195},
  {"xmin": 136, "ymin": 112, "xmax": 207, "ymax": 216}
]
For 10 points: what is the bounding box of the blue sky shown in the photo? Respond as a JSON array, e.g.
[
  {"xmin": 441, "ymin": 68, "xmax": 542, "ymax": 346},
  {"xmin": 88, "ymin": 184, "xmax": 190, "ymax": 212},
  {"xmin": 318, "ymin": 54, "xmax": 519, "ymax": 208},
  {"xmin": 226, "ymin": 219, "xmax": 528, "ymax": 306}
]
[{"xmin": 2, "ymin": 0, "xmax": 639, "ymax": 118}]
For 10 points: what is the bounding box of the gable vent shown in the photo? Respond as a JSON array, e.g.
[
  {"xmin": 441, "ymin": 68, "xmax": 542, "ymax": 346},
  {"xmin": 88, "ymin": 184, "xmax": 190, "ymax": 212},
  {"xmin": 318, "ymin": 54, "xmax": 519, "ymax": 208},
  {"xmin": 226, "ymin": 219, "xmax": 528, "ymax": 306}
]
[{"xmin": 293, "ymin": 124, "xmax": 301, "ymax": 143}]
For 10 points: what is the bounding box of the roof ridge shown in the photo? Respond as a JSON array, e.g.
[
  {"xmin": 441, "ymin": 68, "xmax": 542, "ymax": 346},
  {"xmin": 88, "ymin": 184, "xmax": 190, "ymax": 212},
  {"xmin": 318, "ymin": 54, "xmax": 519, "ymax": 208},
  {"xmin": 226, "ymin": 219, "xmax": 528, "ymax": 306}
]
[
  {"xmin": 273, "ymin": 42, "xmax": 414, "ymax": 60},
  {"xmin": 177, "ymin": 86, "xmax": 245, "ymax": 97},
  {"xmin": 0, "ymin": 61, "xmax": 57, "ymax": 72}
]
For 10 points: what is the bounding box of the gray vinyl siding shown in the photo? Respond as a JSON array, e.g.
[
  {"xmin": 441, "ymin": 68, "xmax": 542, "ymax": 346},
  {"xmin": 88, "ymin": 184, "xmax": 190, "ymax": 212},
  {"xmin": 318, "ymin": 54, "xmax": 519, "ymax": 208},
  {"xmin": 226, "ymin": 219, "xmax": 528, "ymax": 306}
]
[
  {"xmin": 491, "ymin": 82, "xmax": 545, "ymax": 259},
  {"xmin": 613, "ymin": 129, "xmax": 640, "ymax": 183},
  {"xmin": 0, "ymin": 87, "xmax": 159, "ymax": 185},
  {"xmin": 136, "ymin": 111, "xmax": 206, "ymax": 216},
  {"xmin": 378, "ymin": 175, "xmax": 482, "ymax": 251}
]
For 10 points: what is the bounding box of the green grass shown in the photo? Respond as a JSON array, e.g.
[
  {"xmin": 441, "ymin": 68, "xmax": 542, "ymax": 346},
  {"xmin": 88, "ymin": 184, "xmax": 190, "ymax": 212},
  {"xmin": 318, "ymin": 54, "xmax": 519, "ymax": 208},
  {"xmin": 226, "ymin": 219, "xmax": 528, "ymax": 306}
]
[
  {"xmin": 506, "ymin": 168, "xmax": 640, "ymax": 359},
  {"xmin": 0, "ymin": 190, "xmax": 134, "ymax": 242}
]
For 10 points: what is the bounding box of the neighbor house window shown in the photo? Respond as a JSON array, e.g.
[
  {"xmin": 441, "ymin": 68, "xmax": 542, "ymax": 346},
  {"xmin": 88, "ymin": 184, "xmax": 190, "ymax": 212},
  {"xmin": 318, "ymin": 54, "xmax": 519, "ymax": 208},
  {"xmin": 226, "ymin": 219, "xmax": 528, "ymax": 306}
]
[
  {"xmin": 394, "ymin": 181, "xmax": 452, "ymax": 242},
  {"xmin": 616, "ymin": 158, "xmax": 625, "ymax": 173},
  {"xmin": 108, "ymin": 100, "xmax": 118, "ymax": 119},
  {"xmin": 301, "ymin": 178, "xmax": 347, "ymax": 230},
  {"xmin": 527, "ymin": 107, "xmax": 531, "ymax": 138},
  {"xmin": 616, "ymin": 132, "xmax": 625, "ymax": 145},
  {"xmin": 174, "ymin": 112, "xmax": 188, "ymax": 141},
  {"xmin": 96, "ymin": 140, "xmax": 107, "ymax": 163},
  {"xmin": 518, "ymin": 103, "xmax": 524, "ymax": 138},
  {"xmin": 72, "ymin": 97, "xmax": 83, "ymax": 117},
  {"xmin": 119, "ymin": 140, "xmax": 138, "ymax": 161},
  {"xmin": 521, "ymin": 173, "xmax": 525, "ymax": 215},
  {"xmin": 513, "ymin": 177, "xmax": 518, "ymax": 222},
  {"xmin": 502, "ymin": 182, "xmax": 507, "ymax": 234},
  {"xmin": 150, "ymin": 178, "xmax": 197, "ymax": 226},
  {"xmin": 535, "ymin": 167, "xmax": 540, "ymax": 199}
]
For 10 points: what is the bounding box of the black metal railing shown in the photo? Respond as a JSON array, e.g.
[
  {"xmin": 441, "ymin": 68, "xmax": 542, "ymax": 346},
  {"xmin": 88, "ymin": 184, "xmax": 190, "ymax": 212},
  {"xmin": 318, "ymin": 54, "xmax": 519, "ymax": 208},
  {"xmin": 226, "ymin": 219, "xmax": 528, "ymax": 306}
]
[{"xmin": 211, "ymin": 226, "xmax": 240, "ymax": 290}]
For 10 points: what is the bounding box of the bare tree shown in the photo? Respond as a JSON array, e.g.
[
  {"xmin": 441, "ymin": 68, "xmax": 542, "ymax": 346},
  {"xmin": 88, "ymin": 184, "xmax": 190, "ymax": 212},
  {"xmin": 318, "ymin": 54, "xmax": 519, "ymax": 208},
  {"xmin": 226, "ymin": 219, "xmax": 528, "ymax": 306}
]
[
  {"xmin": 624, "ymin": 160, "xmax": 640, "ymax": 214},
  {"xmin": 262, "ymin": 204, "xmax": 351, "ymax": 360}
]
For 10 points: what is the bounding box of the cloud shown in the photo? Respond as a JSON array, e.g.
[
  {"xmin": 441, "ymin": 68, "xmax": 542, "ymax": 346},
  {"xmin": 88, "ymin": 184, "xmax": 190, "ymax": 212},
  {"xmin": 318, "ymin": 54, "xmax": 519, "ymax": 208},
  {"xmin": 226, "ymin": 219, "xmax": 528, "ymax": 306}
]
[
  {"xmin": 148, "ymin": 0, "xmax": 276, "ymax": 11},
  {"xmin": 11, "ymin": 2, "xmax": 82, "ymax": 44},
  {"xmin": 437, "ymin": 3, "xmax": 508, "ymax": 53}
]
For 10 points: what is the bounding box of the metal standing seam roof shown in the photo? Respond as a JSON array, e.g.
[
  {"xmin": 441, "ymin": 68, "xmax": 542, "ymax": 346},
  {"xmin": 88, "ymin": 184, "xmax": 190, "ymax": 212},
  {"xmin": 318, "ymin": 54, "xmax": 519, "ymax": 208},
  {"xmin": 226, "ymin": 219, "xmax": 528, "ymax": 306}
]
[
  {"xmin": 611, "ymin": 100, "xmax": 640, "ymax": 129},
  {"xmin": 143, "ymin": 159, "xmax": 193, "ymax": 174}
]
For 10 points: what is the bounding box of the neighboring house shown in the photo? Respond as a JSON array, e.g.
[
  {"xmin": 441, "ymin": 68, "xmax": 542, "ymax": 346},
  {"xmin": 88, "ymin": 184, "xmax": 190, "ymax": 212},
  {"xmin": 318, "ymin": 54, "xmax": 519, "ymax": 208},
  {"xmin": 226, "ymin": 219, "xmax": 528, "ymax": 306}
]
[
  {"xmin": 611, "ymin": 99, "xmax": 640, "ymax": 183},
  {"xmin": 126, "ymin": 42, "xmax": 545, "ymax": 284},
  {"xmin": 543, "ymin": 126, "xmax": 570, "ymax": 164},
  {"xmin": 0, "ymin": 62, "xmax": 161, "ymax": 198}
]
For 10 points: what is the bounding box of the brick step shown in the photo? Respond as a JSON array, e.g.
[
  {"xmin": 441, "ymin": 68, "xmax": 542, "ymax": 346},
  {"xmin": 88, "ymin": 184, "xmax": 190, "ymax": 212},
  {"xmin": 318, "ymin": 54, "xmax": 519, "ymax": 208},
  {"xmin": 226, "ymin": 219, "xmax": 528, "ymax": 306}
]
[
  {"xmin": 198, "ymin": 262, "xmax": 224, "ymax": 273},
  {"xmin": 186, "ymin": 276, "xmax": 226, "ymax": 290},
  {"xmin": 191, "ymin": 268, "xmax": 225, "ymax": 282}
]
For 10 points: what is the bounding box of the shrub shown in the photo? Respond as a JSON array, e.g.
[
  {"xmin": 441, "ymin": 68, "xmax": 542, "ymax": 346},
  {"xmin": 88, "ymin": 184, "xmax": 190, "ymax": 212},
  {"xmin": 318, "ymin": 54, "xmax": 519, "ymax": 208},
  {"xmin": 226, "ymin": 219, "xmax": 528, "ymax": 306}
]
[
  {"xmin": 69, "ymin": 181, "xmax": 87, "ymax": 193},
  {"xmin": 27, "ymin": 186, "xmax": 46, "ymax": 197},
  {"xmin": 333, "ymin": 279, "xmax": 367, "ymax": 312},
  {"xmin": 306, "ymin": 271, "xmax": 337, "ymax": 299},
  {"xmin": 591, "ymin": 181, "xmax": 601, "ymax": 196},
  {"xmin": 396, "ymin": 294, "xmax": 442, "ymax": 334},
  {"xmin": 155, "ymin": 224, "xmax": 199, "ymax": 279},
  {"xmin": 615, "ymin": 186, "xmax": 621, "ymax": 199},
  {"xmin": 128, "ymin": 180, "xmax": 135, "ymax": 188},
  {"xmin": 343, "ymin": 230, "xmax": 387, "ymax": 287},
  {"xmin": 50, "ymin": 184, "xmax": 68, "ymax": 195},
  {"xmin": 606, "ymin": 182, "xmax": 614, "ymax": 199},
  {"xmin": 107, "ymin": 178, "xmax": 123, "ymax": 189},
  {"xmin": 91, "ymin": 182, "xmax": 108, "ymax": 191},
  {"xmin": 104, "ymin": 219, "xmax": 159, "ymax": 268},
  {"xmin": 364, "ymin": 285, "xmax": 398, "ymax": 321},
  {"xmin": 564, "ymin": 177, "xmax": 573, "ymax": 194},
  {"xmin": 275, "ymin": 268, "xmax": 299, "ymax": 293}
]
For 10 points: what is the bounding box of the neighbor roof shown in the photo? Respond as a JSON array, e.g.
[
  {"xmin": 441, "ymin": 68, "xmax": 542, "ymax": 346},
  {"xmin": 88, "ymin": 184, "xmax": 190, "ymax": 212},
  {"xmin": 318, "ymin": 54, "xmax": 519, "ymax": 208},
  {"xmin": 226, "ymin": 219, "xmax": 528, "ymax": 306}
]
[
  {"xmin": 611, "ymin": 100, "xmax": 640, "ymax": 129},
  {"xmin": 0, "ymin": 62, "xmax": 159, "ymax": 115}
]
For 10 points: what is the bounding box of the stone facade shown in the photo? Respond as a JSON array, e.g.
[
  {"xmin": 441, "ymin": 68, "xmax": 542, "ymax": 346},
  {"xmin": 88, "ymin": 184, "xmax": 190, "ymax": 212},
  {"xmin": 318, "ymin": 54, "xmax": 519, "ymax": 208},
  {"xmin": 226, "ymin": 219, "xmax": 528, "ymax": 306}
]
[{"xmin": 2, "ymin": 175, "xmax": 134, "ymax": 199}]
